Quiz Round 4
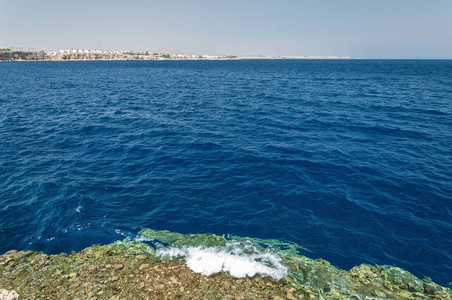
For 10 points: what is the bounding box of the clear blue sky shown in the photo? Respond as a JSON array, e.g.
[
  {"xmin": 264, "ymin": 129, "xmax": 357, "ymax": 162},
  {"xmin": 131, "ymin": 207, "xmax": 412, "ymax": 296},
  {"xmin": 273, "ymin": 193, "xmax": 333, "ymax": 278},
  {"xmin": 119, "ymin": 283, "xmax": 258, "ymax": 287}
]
[{"xmin": 1, "ymin": 0, "xmax": 451, "ymax": 58}]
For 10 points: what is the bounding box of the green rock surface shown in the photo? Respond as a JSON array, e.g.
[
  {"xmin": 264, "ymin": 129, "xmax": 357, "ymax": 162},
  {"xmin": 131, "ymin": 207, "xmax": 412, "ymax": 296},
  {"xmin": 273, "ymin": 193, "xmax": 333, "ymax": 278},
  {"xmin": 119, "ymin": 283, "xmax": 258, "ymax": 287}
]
[{"xmin": 0, "ymin": 229, "xmax": 451, "ymax": 299}]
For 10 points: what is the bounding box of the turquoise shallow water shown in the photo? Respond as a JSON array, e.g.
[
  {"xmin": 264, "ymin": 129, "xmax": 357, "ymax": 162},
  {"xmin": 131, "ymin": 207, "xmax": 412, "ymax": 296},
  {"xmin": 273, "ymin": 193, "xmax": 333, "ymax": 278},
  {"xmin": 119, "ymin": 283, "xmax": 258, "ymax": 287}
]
[{"xmin": 0, "ymin": 59, "xmax": 451, "ymax": 285}]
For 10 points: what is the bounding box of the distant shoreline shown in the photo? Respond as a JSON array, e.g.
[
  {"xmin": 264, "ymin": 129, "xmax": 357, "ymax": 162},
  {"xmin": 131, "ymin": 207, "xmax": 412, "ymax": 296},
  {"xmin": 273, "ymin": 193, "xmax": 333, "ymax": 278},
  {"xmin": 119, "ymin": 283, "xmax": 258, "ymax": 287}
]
[{"xmin": 0, "ymin": 51, "xmax": 354, "ymax": 62}]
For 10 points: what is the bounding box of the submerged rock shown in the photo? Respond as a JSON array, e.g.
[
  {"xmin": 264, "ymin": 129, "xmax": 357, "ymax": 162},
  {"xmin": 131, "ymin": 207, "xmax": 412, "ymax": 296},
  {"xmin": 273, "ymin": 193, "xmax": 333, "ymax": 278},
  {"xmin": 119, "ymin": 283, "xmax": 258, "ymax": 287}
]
[
  {"xmin": 139, "ymin": 228, "xmax": 228, "ymax": 247},
  {"xmin": 0, "ymin": 229, "xmax": 451, "ymax": 299}
]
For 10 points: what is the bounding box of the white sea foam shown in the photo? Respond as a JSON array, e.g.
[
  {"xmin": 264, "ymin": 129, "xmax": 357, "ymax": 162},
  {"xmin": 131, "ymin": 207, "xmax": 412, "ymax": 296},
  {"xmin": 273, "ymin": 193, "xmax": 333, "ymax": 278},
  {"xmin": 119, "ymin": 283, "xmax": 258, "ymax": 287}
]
[
  {"xmin": 134, "ymin": 235, "xmax": 155, "ymax": 242},
  {"xmin": 157, "ymin": 240, "xmax": 288, "ymax": 280}
]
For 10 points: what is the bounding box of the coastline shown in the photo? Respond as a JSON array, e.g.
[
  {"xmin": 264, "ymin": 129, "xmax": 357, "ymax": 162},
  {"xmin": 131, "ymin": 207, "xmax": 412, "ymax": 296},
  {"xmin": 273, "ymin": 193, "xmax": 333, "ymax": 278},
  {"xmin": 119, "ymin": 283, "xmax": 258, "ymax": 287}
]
[
  {"xmin": 0, "ymin": 51, "xmax": 354, "ymax": 62},
  {"xmin": 1, "ymin": 229, "xmax": 451, "ymax": 299}
]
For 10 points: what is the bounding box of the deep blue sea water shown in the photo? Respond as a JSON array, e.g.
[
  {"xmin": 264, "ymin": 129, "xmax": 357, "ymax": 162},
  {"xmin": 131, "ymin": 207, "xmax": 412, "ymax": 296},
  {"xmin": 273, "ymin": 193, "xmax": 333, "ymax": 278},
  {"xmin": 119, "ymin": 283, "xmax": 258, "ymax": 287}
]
[{"xmin": 0, "ymin": 59, "xmax": 451, "ymax": 285}]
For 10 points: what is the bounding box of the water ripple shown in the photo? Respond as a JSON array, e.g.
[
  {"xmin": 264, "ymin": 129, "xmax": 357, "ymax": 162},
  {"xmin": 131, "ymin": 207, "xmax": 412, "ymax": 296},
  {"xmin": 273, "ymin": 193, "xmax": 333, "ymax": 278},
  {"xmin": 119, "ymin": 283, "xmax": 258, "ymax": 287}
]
[{"xmin": 0, "ymin": 60, "xmax": 451, "ymax": 285}]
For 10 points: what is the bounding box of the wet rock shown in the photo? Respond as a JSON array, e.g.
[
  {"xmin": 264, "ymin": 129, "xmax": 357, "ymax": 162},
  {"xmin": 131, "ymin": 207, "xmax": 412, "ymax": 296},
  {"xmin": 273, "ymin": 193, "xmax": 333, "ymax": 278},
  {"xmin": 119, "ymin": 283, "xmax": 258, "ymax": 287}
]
[
  {"xmin": 0, "ymin": 229, "xmax": 451, "ymax": 300},
  {"xmin": 139, "ymin": 228, "xmax": 228, "ymax": 247},
  {"xmin": 374, "ymin": 290, "xmax": 386, "ymax": 298},
  {"xmin": 424, "ymin": 283, "xmax": 439, "ymax": 294}
]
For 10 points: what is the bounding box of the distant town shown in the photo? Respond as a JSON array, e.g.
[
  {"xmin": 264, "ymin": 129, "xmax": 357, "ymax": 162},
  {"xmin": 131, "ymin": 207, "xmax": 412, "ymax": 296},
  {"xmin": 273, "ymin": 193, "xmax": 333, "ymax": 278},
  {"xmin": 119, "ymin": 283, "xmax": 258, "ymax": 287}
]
[
  {"xmin": 0, "ymin": 47, "xmax": 353, "ymax": 62},
  {"xmin": 46, "ymin": 48, "xmax": 237, "ymax": 60}
]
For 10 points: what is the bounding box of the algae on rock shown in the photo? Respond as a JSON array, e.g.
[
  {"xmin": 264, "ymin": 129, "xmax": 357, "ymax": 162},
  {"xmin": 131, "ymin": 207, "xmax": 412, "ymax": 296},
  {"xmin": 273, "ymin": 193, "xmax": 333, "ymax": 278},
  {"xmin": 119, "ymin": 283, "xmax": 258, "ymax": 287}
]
[
  {"xmin": 1, "ymin": 228, "xmax": 451, "ymax": 299},
  {"xmin": 139, "ymin": 228, "xmax": 228, "ymax": 247}
]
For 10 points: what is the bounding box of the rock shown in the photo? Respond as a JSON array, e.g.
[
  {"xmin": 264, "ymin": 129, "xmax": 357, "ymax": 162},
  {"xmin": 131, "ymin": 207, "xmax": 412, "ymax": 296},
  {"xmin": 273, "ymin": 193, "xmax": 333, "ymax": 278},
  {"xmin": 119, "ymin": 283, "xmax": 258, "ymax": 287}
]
[
  {"xmin": 286, "ymin": 293, "xmax": 297, "ymax": 300},
  {"xmin": 0, "ymin": 289, "xmax": 19, "ymax": 300},
  {"xmin": 413, "ymin": 292, "xmax": 424, "ymax": 298},
  {"xmin": 374, "ymin": 290, "xmax": 386, "ymax": 298},
  {"xmin": 396, "ymin": 291, "xmax": 413, "ymax": 299},
  {"xmin": 0, "ymin": 231, "xmax": 450, "ymax": 300},
  {"xmin": 424, "ymin": 283, "xmax": 440, "ymax": 294},
  {"xmin": 0, "ymin": 51, "xmax": 50, "ymax": 62}
]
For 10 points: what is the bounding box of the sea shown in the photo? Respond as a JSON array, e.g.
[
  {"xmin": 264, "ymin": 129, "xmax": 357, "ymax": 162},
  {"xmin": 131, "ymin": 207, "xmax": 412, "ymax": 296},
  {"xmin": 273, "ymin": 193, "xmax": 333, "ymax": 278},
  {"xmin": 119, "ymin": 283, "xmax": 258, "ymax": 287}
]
[{"xmin": 0, "ymin": 59, "xmax": 451, "ymax": 285}]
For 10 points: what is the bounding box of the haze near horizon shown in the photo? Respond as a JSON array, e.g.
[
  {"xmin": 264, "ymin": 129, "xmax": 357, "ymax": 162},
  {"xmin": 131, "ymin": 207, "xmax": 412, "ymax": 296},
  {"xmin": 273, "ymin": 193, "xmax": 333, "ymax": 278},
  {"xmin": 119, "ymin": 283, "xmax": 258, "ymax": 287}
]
[{"xmin": 1, "ymin": 0, "xmax": 451, "ymax": 59}]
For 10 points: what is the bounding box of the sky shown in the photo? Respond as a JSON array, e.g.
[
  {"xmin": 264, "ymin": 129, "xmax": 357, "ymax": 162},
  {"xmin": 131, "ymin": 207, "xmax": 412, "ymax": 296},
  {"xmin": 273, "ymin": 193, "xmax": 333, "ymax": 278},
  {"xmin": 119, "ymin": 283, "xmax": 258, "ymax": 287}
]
[{"xmin": 1, "ymin": 0, "xmax": 451, "ymax": 58}]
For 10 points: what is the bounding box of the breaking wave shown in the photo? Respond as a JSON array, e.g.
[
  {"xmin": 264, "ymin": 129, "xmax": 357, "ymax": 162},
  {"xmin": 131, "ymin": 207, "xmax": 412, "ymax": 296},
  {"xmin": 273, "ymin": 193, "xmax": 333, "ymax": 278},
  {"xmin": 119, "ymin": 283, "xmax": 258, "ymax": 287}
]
[{"xmin": 157, "ymin": 240, "xmax": 288, "ymax": 280}]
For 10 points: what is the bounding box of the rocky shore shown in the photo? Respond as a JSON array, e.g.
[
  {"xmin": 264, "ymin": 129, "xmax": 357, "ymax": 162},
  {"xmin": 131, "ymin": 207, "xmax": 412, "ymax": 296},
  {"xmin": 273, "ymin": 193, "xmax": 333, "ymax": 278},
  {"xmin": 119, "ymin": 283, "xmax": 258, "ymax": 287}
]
[
  {"xmin": 0, "ymin": 229, "xmax": 451, "ymax": 299},
  {"xmin": 0, "ymin": 51, "xmax": 50, "ymax": 62}
]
